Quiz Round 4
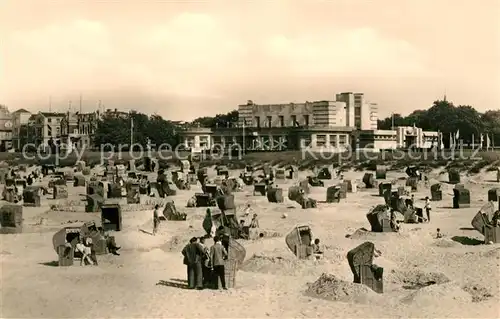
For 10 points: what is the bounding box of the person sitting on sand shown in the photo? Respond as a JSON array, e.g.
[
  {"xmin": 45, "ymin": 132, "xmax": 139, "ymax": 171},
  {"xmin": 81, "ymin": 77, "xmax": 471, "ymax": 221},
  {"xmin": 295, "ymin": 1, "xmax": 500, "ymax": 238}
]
[
  {"xmin": 243, "ymin": 204, "xmax": 253, "ymax": 217},
  {"xmin": 249, "ymin": 214, "xmax": 260, "ymax": 228},
  {"xmin": 409, "ymin": 194, "xmax": 415, "ymax": 208},
  {"xmin": 436, "ymin": 228, "xmax": 443, "ymax": 239},
  {"xmin": 84, "ymin": 237, "xmax": 98, "ymax": 266},
  {"xmin": 492, "ymin": 211, "xmax": 500, "ymax": 226},
  {"xmin": 390, "ymin": 211, "xmax": 400, "ymax": 232},
  {"xmin": 311, "ymin": 238, "xmax": 323, "ymax": 260},
  {"xmin": 75, "ymin": 238, "xmax": 93, "ymax": 266},
  {"xmin": 238, "ymin": 220, "xmax": 249, "ymax": 240}
]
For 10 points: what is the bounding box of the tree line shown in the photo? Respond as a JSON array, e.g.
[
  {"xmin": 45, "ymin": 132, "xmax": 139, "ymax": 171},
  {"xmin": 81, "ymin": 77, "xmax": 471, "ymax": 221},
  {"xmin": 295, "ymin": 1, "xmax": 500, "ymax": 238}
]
[
  {"xmin": 93, "ymin": 111, "xmax": 180, "ymax": 149},
  {"xmin": 377, "ymin": 100, "xmax": 500, "ymax": 147},
  {"xmin": 93, "ymin": 110, "xmax": 239, "ymax": 148}
]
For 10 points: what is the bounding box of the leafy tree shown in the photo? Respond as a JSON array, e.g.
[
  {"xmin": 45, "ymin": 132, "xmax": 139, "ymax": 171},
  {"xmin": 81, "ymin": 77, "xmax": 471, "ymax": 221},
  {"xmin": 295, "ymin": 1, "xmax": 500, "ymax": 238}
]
[
  {"xmin": 377, "ymin": 99, "xmax": 489, "ymax": 146},
  {"xmin": 93, "ymin": 115, "xmax": 130, "ymax": 149},
  {"xmin": 191, "ymin": 110, "xmax": 239, "ymax": 128},
  {"xmin": 146, "ymin": 114, "xmax": 180, "ymax": 147},
  {"xmin": 93, "ymin": 111, "xmax": 181, "ymax": 150}
]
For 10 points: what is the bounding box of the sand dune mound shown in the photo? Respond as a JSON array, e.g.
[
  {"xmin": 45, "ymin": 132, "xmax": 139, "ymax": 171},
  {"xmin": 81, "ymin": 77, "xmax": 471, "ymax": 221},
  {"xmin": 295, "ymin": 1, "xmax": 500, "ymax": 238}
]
[
  {"xmin": 161, "ymin": 232, "xmax": 202, "ymax": 252},
  {"xmin": 400, "ymin": 282, "xmax": 471, "ymax": 305},
  {"xmin": 432, "ymin": 238, "xmax": 459, "ymax": 248},
  {"xmin": 387, "ymin": 269, "xmax": 450, "ymax": 289},
  {"xmin": 462, "ymin": 284, "xmax": 494, "ymax": 302},
  {"xmin": 347, "ymin": 228, "xmax": 408, "ymax": 240},
  {"xmin": 480, "ymin": 246, "xmax": 500, "ymax": 258},
  {"xmin": 241, "ymin": 253, "xmax": 323, "ymax": 276},
  {"xmin": 305, "ymin": 273, "xmax": 381, "ymax": 304}
]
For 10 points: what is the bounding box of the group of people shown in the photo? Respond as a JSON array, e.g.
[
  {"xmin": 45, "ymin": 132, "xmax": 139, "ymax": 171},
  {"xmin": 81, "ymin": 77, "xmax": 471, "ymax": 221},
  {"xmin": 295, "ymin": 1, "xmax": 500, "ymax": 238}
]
[
  {"xmin": 65, "ymin": 228, "xmax": 122, "ymax": 266},
  {"xmin": 181, "ymin": 236, "xmax": 229, "ymax": 290},
  {"xmin": 408, "ymin": 194, "xmax": 432, "ymax": 222}
]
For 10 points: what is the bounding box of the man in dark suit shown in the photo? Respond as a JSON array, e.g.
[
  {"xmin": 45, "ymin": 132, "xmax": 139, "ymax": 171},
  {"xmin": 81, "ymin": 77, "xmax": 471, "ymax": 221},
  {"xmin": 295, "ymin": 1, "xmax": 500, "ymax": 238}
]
[{"xmin": 181, "ymin": 237, "xmax": 205, "ymax": 289}]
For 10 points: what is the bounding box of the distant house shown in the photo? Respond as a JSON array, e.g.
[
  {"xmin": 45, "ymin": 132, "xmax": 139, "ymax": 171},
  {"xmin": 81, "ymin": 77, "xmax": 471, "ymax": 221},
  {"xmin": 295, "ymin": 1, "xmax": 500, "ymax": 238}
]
[
  {"xmin": 0, "ymin": 105, "xmax": 13, "ymax": 151},
  {"xmin": 11, "ymin": 108, "xmax": 31, "ymax": 151},
  {"xmin": 31, "ymin": 112, "xmax": 65, "ymax": 147}
]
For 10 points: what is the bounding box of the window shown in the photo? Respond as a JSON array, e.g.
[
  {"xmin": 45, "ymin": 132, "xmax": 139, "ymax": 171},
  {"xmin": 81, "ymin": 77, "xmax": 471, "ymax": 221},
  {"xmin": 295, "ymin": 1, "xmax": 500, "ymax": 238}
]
[
  {"xmin": 254, "ymin": 116, "xmax": 260, "ymax": 128},
  {"xmin": 291, "ymin": 115, "xmax": 297, "ymax": 126},
  {"xmin": 302, "ymin": 136, "xmax": 311, "ymax": 148},
  {"xmin": 329, "ymin": 135, "xmax": 337, "ymax": 147},
  {"xmin": 48, "ymin": 118, "xmax": 52, "ymax": 123},
  {"xmin": 354, "ymin": 107, "xmax": 361, "ymax": 116},
  {"xmin": 316, "ymin": 134, "xmax": 326, "ymax": 147},
  {"xmin": 279, "ymin": 116, "xmax": 284, "ymax": 127},
  {"xmin": 267, "ymin": 116, "xmax": 272, "ymax": 127},
  {"xmin": 339, "ymin": 134, "xmax": 347, "ymax": 145},
  {"xmin": 304, "ymin": 115, "xmax": 310, "ymax": 127}
]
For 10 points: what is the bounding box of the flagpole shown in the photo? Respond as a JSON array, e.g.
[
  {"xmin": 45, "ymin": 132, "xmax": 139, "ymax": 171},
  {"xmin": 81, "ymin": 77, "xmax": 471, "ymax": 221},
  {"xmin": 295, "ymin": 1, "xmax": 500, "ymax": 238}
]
[
  {"xmin": 242, "ymin": 120, "xmax": 246, "ymax": 155},
  {"xmin": 130, "ymin": 115, "xmax": 134, "ymax": 148},
  {"xmin": 472, "ymin": 133, "xmax": 474, "ymax": 149}
]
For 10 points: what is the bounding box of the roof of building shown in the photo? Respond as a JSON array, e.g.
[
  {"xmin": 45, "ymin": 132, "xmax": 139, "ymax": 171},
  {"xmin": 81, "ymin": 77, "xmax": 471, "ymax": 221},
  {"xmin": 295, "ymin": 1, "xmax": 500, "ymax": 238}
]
[
  {"xmin": 13, "ymin": 108, "xmax": 31, "ymax": 114},
  {"xmin": 40, "ymin": 112, "xmax": 65, "ymax": 117}
]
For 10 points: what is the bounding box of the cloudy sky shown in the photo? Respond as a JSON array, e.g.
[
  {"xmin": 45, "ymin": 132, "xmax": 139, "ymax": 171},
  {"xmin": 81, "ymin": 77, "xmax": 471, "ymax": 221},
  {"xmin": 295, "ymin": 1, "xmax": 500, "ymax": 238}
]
[{"xmin": 1, "ymin": 0, "xmax": 498, "ymax": 121}]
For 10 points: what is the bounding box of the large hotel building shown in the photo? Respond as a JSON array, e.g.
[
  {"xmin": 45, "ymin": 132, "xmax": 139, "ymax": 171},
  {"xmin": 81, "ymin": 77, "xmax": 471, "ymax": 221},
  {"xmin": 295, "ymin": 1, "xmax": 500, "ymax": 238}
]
[{"xmin": 180, "ymin": 92, "xmax": 439, "ymax": 152}]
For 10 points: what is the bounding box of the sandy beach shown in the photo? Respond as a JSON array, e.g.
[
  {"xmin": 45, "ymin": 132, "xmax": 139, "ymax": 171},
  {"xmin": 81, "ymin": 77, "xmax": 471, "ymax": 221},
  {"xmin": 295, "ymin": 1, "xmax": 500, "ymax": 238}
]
[{"xmin": 1, "ymin": 166, "xmax": 499, "ymax": 318}]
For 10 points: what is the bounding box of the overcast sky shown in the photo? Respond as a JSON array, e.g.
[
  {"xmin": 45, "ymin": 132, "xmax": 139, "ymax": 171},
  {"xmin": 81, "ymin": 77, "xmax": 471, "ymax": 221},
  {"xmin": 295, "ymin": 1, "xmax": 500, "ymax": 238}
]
[{"xmin": 1, "ymin": 0, "xmax": 498, "ymax": 121}]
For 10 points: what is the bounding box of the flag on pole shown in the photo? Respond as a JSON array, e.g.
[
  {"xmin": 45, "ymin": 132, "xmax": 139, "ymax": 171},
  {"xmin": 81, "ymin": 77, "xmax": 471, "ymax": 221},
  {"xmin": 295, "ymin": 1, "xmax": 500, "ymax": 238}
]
[
  {"xmin": 455, "ymin": 129, "xmax": 460, "ymax": 140},
  {"xmin": 480, "ymin": 134, "xmax": 484, "ymax": 148},
  {"xmin": 131, "ymin": 117, "xmax": 134, "ymax": 129}
]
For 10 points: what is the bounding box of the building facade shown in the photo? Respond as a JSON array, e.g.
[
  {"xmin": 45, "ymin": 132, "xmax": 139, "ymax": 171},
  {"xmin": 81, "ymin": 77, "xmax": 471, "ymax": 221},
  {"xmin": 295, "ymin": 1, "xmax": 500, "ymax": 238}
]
[
  {"xmin": 30, "ymin": 112, "xmax": 66, "ymax": 147},
  {"xmin": 102, "ymin": 108, "xmax": 128, "ymax": 119},
  {"xmin": 60, "ymin": 112, "xmax": 80, "ymax": 150},
  {"xmin": 77, "ymin": 111, "xmax": 100, "ymax": 149},
  {"xmin": 11, "ymin": 108, "xmax": 31, "ymax": 151},
  {"xmin": 181, "ymin": 127, "xmax": 213, "ymax": 152},
  {"xmin": 335, "ymin": 92, "xmax": 378, "ymax": 130},
  {"xmin": 357, "ymin": 126, "xmax": 441, "ymax": 151},
  {"xmin": 180, "ymin": 92, "xmax": 374, "ymax": 152},
  {"xmin": 0, "ymin": 105, "xmax": 13, "ymax": 151}
]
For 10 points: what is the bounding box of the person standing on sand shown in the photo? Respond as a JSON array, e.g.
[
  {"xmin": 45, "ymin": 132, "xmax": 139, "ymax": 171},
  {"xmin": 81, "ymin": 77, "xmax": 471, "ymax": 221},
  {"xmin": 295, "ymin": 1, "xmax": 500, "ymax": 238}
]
[
  {"xmin": 181, "ymin": 237, "xmax": 205, "ymax": 289},
  {"xmin": 210, "ymin": 236, "xmax": 228, "ymax": 290},
  {"xmin": 152, "ymin": 204, "xmax": 161, "ymax": 236},
  {"xmin": 249, "ymin": 214, "xmax": 260, "ymax": 228},
  {"xmin": 424, "ymin": 197, "xmax": 431, "ymax": 222},
  {"xmin": 199, "ymin": 237, "xmax": 212, "ymax": 288}
]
